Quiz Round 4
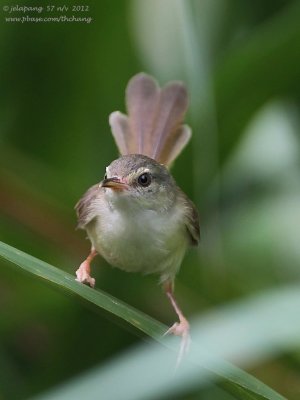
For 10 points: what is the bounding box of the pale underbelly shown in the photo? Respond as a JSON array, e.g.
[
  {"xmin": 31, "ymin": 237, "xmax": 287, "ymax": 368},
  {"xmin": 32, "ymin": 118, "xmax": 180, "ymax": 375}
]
[{"xmin": 86, "ymin": 214, "xmax": 188, "ymax": 279}]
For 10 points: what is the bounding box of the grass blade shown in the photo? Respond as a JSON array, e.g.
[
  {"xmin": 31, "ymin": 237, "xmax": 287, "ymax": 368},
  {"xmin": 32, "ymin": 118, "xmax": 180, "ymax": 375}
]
[{"xmin": 0, "ymin": 240, "xmax": 287, "ymax": 399}]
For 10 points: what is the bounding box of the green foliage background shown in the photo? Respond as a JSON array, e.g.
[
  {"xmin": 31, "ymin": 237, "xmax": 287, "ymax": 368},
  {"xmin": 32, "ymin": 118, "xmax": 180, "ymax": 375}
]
[{"xmin": 1, "ymin": 1, "xmax": 300, "ymax": 399}]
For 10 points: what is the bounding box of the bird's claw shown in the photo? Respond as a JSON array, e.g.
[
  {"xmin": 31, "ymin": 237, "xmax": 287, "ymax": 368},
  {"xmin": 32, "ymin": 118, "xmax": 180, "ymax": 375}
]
[
  {"xmin": 164, "ymin": 319, "xmax": 191, "ymax": 368},
  {"xmin": 164, "ymin": 320, "xmax": 189, "ymax": 337},
  {"xmin": 75, "ymin": 261, "xmax": 96, "ymax": 288}
]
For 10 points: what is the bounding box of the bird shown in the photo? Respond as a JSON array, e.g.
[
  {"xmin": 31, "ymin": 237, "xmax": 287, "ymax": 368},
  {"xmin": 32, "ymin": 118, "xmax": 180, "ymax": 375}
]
[{"xmin": 75, "ymin": 72, "xmax": 200, "ymax": 360}]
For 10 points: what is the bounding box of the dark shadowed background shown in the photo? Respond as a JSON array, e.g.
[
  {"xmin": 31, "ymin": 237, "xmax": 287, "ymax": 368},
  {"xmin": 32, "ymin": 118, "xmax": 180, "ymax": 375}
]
[{"xmin": 1, "ymin": 1, "xmax": 300, "ymax": 399}]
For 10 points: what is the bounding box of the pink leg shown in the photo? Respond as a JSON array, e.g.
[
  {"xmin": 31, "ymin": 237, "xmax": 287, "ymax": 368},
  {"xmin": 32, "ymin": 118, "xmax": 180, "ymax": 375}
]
[
  {"xmin": 163, "ymin": 281, "xmax": 191, "ymax": 366},
  {"xmin": 75, "ymin": 249, "xmax": 98, "ymax": 288}
]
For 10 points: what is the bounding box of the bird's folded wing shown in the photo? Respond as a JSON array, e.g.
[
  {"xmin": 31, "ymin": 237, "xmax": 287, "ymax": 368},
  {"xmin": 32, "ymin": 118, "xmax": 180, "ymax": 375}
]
[{"xmin": 75, "ymin": 184, "xmax": 100, "ymax": 228}]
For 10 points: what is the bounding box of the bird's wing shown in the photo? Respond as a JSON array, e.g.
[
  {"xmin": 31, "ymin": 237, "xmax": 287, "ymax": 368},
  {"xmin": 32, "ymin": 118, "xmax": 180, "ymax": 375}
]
[
  {"xmin": 75, "ymin": 184, "xmax": 100, "ymax": 229},
  {"xmin": 180, "ymin": 191, "xmax": 200, "ymax": 246}
]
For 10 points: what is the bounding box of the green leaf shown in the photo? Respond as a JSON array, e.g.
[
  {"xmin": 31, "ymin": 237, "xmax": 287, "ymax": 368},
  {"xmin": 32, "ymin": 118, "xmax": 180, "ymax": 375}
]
[
  {"xmin": 0, "ymin": 241, "xmax": 286, "ymax": 400},
  {"xmin": 0, "ymin": 240, "xmax": 164, "ymax": 339}
]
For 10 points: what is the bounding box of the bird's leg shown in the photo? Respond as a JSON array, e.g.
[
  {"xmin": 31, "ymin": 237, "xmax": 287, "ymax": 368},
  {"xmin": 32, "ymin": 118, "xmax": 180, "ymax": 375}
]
[
  {"xmin": 75, "ymin": 248, "xmax": 98, "ymax": 288},
  {"xmin": 163, "ymin": 280, "xmax": 191, "ymax": 366},
  {"xmin": 163, "ymin": 281, "xmax": 190, "ymax": 336}
]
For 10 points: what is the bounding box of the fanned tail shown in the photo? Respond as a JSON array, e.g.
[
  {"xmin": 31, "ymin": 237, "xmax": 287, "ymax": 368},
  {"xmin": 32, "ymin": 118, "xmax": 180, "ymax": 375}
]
[{"xmin": 109, "ymin": 73, "xmax": 191, "ymax": 167}]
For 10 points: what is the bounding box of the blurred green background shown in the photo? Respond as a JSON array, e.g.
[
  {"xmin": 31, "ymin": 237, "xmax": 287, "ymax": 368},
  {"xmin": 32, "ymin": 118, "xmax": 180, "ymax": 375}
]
[{"xmin": 1, "ymin": 0, "xmax": 300, "ymax": 399}]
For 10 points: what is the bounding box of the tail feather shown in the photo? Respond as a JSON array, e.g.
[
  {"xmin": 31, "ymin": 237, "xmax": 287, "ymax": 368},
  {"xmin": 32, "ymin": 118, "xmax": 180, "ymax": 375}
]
[
  {"xmin": 151, "ymin": 82, "xmax": 188, "ymax": 162},
  {"xmin": 126, "ymin": 73, "xmax": 160, "ymax": 155},
  {"xmin": 109, "ymin": 111, "xmax": 131, "ymax": 155},
  {"xmin": 109, "ymin": 73, "xmax": 191, "ymax": 167},
  {"xmin": 159, "ymin": 125, "xmax": 191, "ymax": 166}
]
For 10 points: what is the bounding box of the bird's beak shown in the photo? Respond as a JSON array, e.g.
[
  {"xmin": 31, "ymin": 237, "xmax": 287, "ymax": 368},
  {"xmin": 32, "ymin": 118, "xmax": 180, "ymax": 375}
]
[{"xmin": 101, "ymin": 177, "xmax": 127, "ymax": 191}]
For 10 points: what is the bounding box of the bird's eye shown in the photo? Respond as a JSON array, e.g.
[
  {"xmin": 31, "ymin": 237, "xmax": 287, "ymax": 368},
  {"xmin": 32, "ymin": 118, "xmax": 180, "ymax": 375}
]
[
  {"xmin": 104, "ymin": 173, "xmax": 107, "ymax": 180},
  {"xmin": 138, "ymin": 172, "xmax": 151, "ymax": 187}
]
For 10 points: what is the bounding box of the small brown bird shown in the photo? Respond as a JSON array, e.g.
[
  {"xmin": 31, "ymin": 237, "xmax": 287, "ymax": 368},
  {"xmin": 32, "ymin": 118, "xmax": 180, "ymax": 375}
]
[{"xmin": 75, "ymin": 73, "xmax": 200, "ymax": 359}]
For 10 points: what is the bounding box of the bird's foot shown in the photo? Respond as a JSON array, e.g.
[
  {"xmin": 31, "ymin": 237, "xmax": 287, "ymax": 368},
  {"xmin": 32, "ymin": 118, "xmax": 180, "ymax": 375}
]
[
  {"xmin": 75, "ymin": 260, "xmax": 96, "ymax": 288},
  {"xmin": 165, "ymin": 318, "xmax": 190, "ymax": 337},
  {"xmin": 164, "ymin": 318, "xmax": 191, "ymax": 368}
]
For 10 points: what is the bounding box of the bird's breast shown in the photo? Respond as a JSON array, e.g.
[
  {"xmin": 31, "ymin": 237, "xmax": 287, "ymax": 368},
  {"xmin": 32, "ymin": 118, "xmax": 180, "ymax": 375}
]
[{"xmin": 86, "ymin": 202, "xmax": 188, "ymax": 277}]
